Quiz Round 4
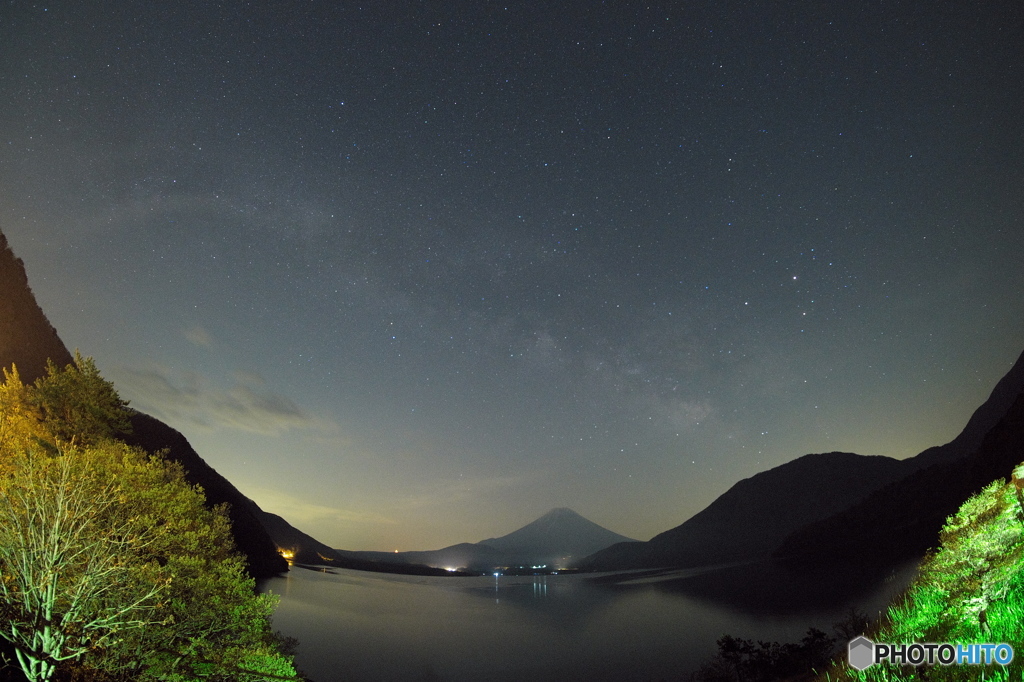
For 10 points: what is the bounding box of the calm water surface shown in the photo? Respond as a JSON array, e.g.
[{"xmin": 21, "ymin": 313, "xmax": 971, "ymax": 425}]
[{"xmin": 263, "ymin": 563, "xmax": 915, "ymax": 682}]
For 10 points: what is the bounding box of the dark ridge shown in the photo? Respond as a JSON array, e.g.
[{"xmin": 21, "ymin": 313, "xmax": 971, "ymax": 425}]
[
  {"xmin": 255, "ymin": 509, "xmax": 346, "ymax": 565},
  {"xmin": 259, "ymin": 511, "xmax": 470, "ymax": 576},
  {"xmin": 907, "ymin": 347, "xmax": 1024, "ymax": 469},
  {"xmin": 122, "ymin": 412, "xmax": 288, "ymax": 579},
  {"xmin": 577, "ymin": 452, "xmax": 910, "ymax": 571},
  {"xmin": 578, "ymin": 347, "xmax": 1024, "ymax": 573},
  {"xmin": 0, "ymin": 229, "xmax": 288, "ymax": 579},
  {"xmin": 0, "ymin": 231, "xmax": 74, "ymax": 381},
  {"xmin": 0, "ymin": 228, "xmax": 403, "ymax": 581},
  {"xmin": 775, "ymin": 391, "xmax": 1024, "ymax": 569}
]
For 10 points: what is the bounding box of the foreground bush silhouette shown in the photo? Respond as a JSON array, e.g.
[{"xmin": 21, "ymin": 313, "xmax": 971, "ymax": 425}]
[
  {"xmin": 0, "ymin": 358, "xmax": 299, "ymax": 681},
  {"xmin": 691, "ymin": 627, "xmax": 837, "ymax": 682}
]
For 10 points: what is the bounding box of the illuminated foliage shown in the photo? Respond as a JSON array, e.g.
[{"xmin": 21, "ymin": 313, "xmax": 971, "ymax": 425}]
[
  {"xmin": 29, "ymin": 353, "xmax": 132, "ymax": 448},
  {"xmin": 820, "ymin": 465, "xmax": 1024, "ymax": 682},
  {"xmin": 0, "ymin": 360, "xmax": 299, "ymax": 681},
  {"xmin": 0, "ymin": 366, "xmax": 45, "ymax": 472},
  {"xmin": 0, "ymin": 445, "xmax": 166, "ymax": 681}
]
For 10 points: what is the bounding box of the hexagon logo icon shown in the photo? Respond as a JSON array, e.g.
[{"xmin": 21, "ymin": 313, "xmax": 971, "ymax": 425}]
[{"xmin": 848, "ymin": 636, "xmax": 875, "ymax": 670}]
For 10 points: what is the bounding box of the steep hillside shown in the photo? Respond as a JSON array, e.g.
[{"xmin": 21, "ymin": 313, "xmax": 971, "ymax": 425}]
[
  {"xmin": 579, "ymin": 348, "xmax": 1024, "ymax": 572},
  {"xmin": 0, "ymin": 229, "xmax": 290, "ymax": 578},
  {"xmin": 0, "ymin": 232, "xmax": 73, "ymax": 381},
  {"xmin": 122, "ymin": 413, "xmax": 288, "ymax": 578},
  {"xmin": 906, "ymin": 347, "xmax": 1024, "ymax": 469},
  {"xmin": 816, "ymin": 462, "xmax": 1024, "ymax": 681},
  {"xmin": 579, "ymin": 452, "xmax": 910, "ymax": 570},
  {"xmin": 776, "ymin": 390, "xmax": 1024, "ymax": 568}
]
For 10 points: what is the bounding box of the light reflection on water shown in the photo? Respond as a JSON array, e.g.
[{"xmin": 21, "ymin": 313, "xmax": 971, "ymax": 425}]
[{"xmin": 262, "ymin": 563, "xmax": 915, "ymax": 682}]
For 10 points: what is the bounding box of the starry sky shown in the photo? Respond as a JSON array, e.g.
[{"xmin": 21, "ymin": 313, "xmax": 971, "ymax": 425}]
[{"xmin": 2, "ymin": 0, "xmax": 1023, "ymax": 551}]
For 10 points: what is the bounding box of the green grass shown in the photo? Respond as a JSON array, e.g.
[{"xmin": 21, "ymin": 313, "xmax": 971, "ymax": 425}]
[{"xmin": 820, "ymin": 466, "xmax": 1024, "ymax": 682}]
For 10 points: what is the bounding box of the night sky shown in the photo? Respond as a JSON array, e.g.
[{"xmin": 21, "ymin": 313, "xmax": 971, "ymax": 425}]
[{"xmin": 2, "ymin": 1, "xmax": 1022, "ymax": 551}]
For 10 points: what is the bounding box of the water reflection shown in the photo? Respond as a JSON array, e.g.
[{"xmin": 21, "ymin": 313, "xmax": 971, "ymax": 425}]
[
  {"xmin": 632, "ymin": 560, "xmax": 920, "ymax": 617},
  {"xmin": 263, "ymin": 562, "xmax": 915, "ymax": 682}
]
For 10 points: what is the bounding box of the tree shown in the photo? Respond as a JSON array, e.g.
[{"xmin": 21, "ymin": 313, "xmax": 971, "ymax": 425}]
[
  {"xmin": 29, "ymin": 352, "xmax": 132, "ymax": 447},
  {"xmin": 0, "ymin": 359, "xmax": 299, "ymax": 681},
  {"xmin": 82, "ymin": 446, "xmax": 299, "ymax": 681},
  {"xmin": 691, "ymin": 629, "xmax": 837, "ymax": 682},
  {"xmin": 0, "ymin": 445, "xmax": 166, "ymax": 681},
  {"xmin": 1, "ymin": 353, "xmax": 131, "ymax": 463},
  {"xmin": 0, "ymin": 366, "xmax": 46, "ymax": 472},
  {"xmin": 832, "ymin": 606, "xmax": 871, "ymax": 642}
]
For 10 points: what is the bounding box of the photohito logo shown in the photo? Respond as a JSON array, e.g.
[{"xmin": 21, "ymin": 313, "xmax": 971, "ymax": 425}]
[{"xmin": 848, "ymin": 636, "xmax": 1015, "ymax": 670}]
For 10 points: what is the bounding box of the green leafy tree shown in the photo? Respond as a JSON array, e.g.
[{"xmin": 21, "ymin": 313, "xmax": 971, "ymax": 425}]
[
  {"xmin": 0, "ymin": 444, "xmax": 166, "ymax": 681},
  {"xmin": 0, "ymin": 360, "xmax": 299, "ymax": 681},
  {"xmin": 918, "ymin": 477, "xmax": 1024, "ymax": 635},
  {"xmin": 0, "ymin": 366, "xmax": 46, "ymax": 471},
  {"xmin": 30, "ymin": 353, "xmax": 131, "ymax": 447},
  {"xmin": 84, "ymin": 448, "xmax": 300, "ymax": 681},
  {"xmin": 815, "ymin": 464, "xmax": 1024, "ymax": 681}
]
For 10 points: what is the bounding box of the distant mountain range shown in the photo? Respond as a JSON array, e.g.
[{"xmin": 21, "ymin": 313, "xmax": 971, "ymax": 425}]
[
  {"xmin": 6, "ymin": 228, "xmax": 1024, "ymax": 587},
  {"xmin": 775, "ymin": 390, "xmax": 1024, "ymax": 569},
  {"xmin": 577, "ymin": 451, "xmax": 913, "ymax": 570},
  {"xmin": 337, "ymin": 507, "xmax": 637, "ymax": 571},
  {"xmin": 579, "ymin": 347, "xmax": 1024, "ymax": 572},
  {"xmin": 0, "ymin": 231, "xmax": 515, "ymax": 579}
]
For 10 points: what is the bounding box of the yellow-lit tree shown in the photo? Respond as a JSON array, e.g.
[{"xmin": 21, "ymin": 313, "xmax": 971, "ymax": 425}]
[
  {"xmin": 0, "ymin": 444, "xmax": 166, "ymax": 681},
  {"xmin": 0, "ymin": 360, "xmax": 299, "ymax": 681},
  {"xmin": 30, "ymin": 352, "xmax": 132, "ymax": 447},
  {"xmin": 0, "ymin": 366, "xmax": 46, "ymax": 470}
]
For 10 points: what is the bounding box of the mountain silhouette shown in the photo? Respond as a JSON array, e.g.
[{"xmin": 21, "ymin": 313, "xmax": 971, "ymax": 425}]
[
  {"xmin": 775, "ymin": 389, "xmax": 1024, "ymax": 568},
  {"xmin": 903, "ymin": 347, "xmax": 1024, "ymax": 469},
  {"xmin": 0, "ymin": 229, "xmax": 529, "ymax": 579},
  {"xmin": 340, "ymin": 507, "xmax": 636, "ymax": 570},
  {"xmin": 257, "ymin": 510, "xmax": 464, "ymax": 576},
  {"xmin": 479, "ymin": 507, "xmax": 637, "ymax": 563},
  {"xmin": 580, "ymin": 347, "xmax": 1024, "ymax": 572},
  {"xmin": 0, "ymin": 229, "xmax": 290, "ymax": 578},
  {"xmin": 577, "ymin": 452, "xmax": 911, "ymax": 570},
  {"xmin": 9, "ymin": 227, "xmax": 1023, "ymax": 582},
  {"xmin": 0, "ymin": 232, "xmax": 73, "ymax": 382},
  {"xmin": 121, "ymin": 413, "xmax": 288, "ymax": 578}
]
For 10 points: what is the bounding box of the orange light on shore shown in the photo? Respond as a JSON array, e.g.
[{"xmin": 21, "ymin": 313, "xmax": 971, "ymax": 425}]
[{"xmin": 278, "ymin": 548, "xmax": 296, "ymax": 562}]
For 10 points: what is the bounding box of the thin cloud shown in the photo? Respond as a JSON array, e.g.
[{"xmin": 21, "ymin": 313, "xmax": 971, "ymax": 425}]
[
  {"xmin": 183, "ymin": 325, "xmax": 213, "ymax": 347},
  {"xmin": 653, "ymin": 396, "xmax": 714, "ymax": 429},
  {"xmin": 116, "ymin": 367, "xmax": 206, "ymax": 425},
  {"xmin": 117, "ymin": 366, "xmax": 325, "ymax": 436},
  {"xmin": 395, "ymin": 473, "xmax": 534, "ymax": 511},
  {"xmin": 248, "ymin": 487, "xmax": 398, "ymax": 529}
]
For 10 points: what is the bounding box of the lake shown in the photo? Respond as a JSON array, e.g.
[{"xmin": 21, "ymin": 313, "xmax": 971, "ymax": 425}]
[{"xmin": 262, "ymin": 561, "xmax": 917, "ymax": 682}]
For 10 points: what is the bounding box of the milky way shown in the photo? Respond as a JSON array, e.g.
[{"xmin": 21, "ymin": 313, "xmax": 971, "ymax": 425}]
[{"xmin": 2, "ymin": 0, "xmax": 1022, "ymax": 549}]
